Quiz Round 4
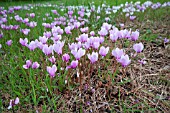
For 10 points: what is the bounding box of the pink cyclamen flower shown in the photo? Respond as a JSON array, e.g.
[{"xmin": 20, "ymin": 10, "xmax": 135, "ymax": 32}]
[
  {"xmin": 130, "ymin": 16, "xmax": 136, "ymax": 21},
  {"xmin": 68, "ymin": 42, "xmax": 82, "ymax": 50},
  {"xmin": 99, "ymin": 37, "xmax": 105, "ymax": 44},
  {"xmin": 90, "ymin": 31, "xmax": 95, "ymax": 36},
  {"xmin": 42, "ymin": 45, "xmax": 53, "ymax": 56},
  {"xmin": 30, "ymin": 13, "xmax": 35, "ymax": 18},
  {"xmin": 21, "ymin": 28, "xmax": 30, "ymax": 35},
  {"xmin": 39, "ymin": 36, "xmax": 48, "ymax": 44},
  {"xmin": 98, "ymin": 28, "xmax": 108, "ymax": 37},
  {"xmin": 102, "ymin": 22, "xmax": 112, "ymax": 30},
  {"xmin": 53, "ymin": 41, "xmax": 65, "ymax": 55},
  {"xmin": 67, "ymin": 60, "xmax": 78, "ymax": 69},
  {"xmin": 14, "ymin": 97, "xmax": 19, "ymax": 105},
  {"xmin": 68, "ymin": 10, "xmax": 73, "ymax": 15},
  {"xmin": 32, "ymin": 62, "xmax": 40, "ymax": 69},
  {"xmin": 74, "ymin": 22, "xmax": 81, "ymax": 29},
  {"xmin": 52, "ymin": 34, "xmax": 62, "ymax": 42},
  {"xmin": 76, "ymin": 33, "xmax": 88, "ymax": 42},
  {"xmin": 47, "ymin": 65, "xmax": 57, "ymax": 78},
  {"xmin": 44, "ymin": 31, "xmax": 51, "ymax": 38},
  {"xmin": 29, "ymin": 21, "xmax": 37, "ymax": 28},
  {"xmin": 138, "ymin": 58, "xmax": 147, "ymax": 65},
  {"xmin": 80, "ymin": 27, "xmax": 88, "ymax": 33},
  {"xmin": 110, "ymin": 33, "xmax": 118, "ymax": 42},
  {"xmin": 99, "ymin": 46, "xmax": 109, "ymax": 57},
  {"xmin": 133, "ymin": 42, "xmax": 144, "ymax": 53},
  {"xmin": 92, "ymin": 42, "xmax": 100, "ymax": 50},
  {"xmin": 71, "ymin": 48, "xmax": 86, "ymax": 60},
  {"xmin": 65, "ymin": 26, "xmax": 72, "ymax": 34},
  {"xmin": 118, "ymin": 54, "xmax": 131, "ymax": 67},
  {"xmin": 22, "ymin": 18, "xmax": 29, "ymax": 23},
  {"xmin": 8, "ymin": 97, "xmax": 19, "ymax": 110},
  {"xmin": 87, "ymin": 52, "xmax": 98, "ymax": 64},
  {"xmin": 27, "ymin": 41, "xmax": 37, "ymax": 51},
  {"xmin": 19, "ymin": 38, "xmax": 28, "ymax": 46},
  {"xmin": 48, "ymin": 56, "xmax": 56, "ymax": 64},
  {"xmin": 23, "ymin": 60, "xmax": 32, "ymax": 69},
  {"xmin": 6, "ymin": 40, "xmax": 12, "ymax": 46},
  {"xmin": 112, "ymin": 48, "xmax": 124, "ymax": 59},
  {"xmin": 52, "ymin": 10, "xmax": 58, "ymax": 14},
  {"xmin": 0, "ymin": 33, "xmax": 3, "ymax": 38},
  {"xmin": 131, "ymin": 31, "xmax": 139, "ymax": 41},
  {"xmin": 0, "ymin": 44, "xmax": 2, "ymax": 49},
  {"xmin": 62, "ymin": 53, "xmax": 70, "ymax": 62},
  {"xmin": 164, "ymin": 38, "xmax": 169, "ymax": 43}
]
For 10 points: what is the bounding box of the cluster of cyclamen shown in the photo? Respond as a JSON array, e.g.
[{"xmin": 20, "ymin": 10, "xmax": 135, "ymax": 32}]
[
  {"xmin": 7, "ymin": 97, "xmax": 19, "ymax": 110},
  {"xmin": 23, "ymin": 60, "xmax": 40, "ymax": 69},
  {"xmin": 112, "ymin": 42, "xmax": 144, "ymax": 67},
  {"xmin": 19, "ymin": 21, "xmax": 144, "ymax": 78}
]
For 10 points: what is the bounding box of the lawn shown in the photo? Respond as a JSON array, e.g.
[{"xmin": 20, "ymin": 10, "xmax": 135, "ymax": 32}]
[{"xmin": 0, "ymin": 0, "xmax": 169, "ymax": 112}]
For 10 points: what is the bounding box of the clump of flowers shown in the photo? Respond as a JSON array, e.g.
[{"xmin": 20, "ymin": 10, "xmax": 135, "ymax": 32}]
[{"xmin": 8, "ymin": 97, "xmax": 19, "ymax": 109}]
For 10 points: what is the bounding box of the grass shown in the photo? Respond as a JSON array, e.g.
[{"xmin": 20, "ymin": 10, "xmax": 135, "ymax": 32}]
[{"xmin": 0, "ymin": 0, "xmax": 170, "ymax": 112}]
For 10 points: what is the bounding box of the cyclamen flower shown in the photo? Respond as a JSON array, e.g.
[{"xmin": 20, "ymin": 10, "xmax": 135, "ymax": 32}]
[
  {"xmin": 92, "ymin": 42, "xmax": 100, "ymax": 50},
  {"xmin": 76, "ymin": 33, "xmax": 88, "ymax": 42},
  {"xmin": 102, "ymin": 23, "xmax": 112, "ymax": 30},
  {"xmin": 19, "ymin": 38, "xmax": 28, "ymax": 46},
  {"xmin": 0, "ymin": 44, "xmax": 2, "ymax": 49},
  {"xmin": 68, "ymin": 10, "xmax": 73, "ymax": 15},
  {"xmin": 52, "ymin": 34, "xmax": 62, "ymax": 42},
  {"xmin": 80, "ymin": 27, "xmax": 88, "ymax": 33},
  {"xmin": 21, "ymin": 29, "xmax": 30, "ymax": 35},
  {"xmin": 27, "ymin": 41, "xmax": 37, "ymax": 51},
  {"xmin": 131, "ymin": 31, "xmax": 139, "ymax": 41},
  {"xmin": 30, "ymin": 13, "xmax": 35, "ymax": 18},
  {"xmin": 44, "ymin": 31, "xmax": 51, "ymax": 38},
  {"xmin": 110, "ymin": 33, "xmax": 118, "ymax": 42},
  {"xmin": 164, "ymin": 38, "xmax": 169, "ymax": 43},
  {"xmin": 53, "ymin": 41, "xmax": 65, "ymax": 55},
  {"xmin": 62, "ymin": 54, "xmax": 70, "ymax": 62},
  {"xmin": 48, "ymin": 56, "xmax": 56, "ymax": 64},
  {"xmin": 68, "ymin": 42, "xmax": 81, "ymax": 50},
  {"xmin": 23, "ymin": 60, "xmax": 32, "ymax": 69},
  {"xmin": 47, "ymin": 65, "xmax": 57, "ymax": 78},
  {"xmin": 112, "ymin": 48, "xmax": 124, "ymax": 59},
  {"xmin": 87, "ymin": 52, "xmax": 98, "ymax": 64},
  {"xmin": 42, "ymin": 45, "xmax": 53, "ymax": 56},
  {"xmin": 133, "ymin": 42, "xmax": 144, "ymax": 53},
  {"xmin": 29, "ymin": 21, "xmax": 37, "ymax": 28},
  {"xmin": 99, "ymin": 46, "xmax": 109, "ymax": 57},
  {"xmin": 37, "ymin": 42, "xmax": 44, "ymax": 50},
  {"xmin": 6, "ymin": 40, "xmax": 12, "ymax": 46},
  {"xmin": 52, "ymin": 26, "xmax": 64, "ymax": 35},
  {"xmin": 74, "ymin": 22, "xmax": 81, "ymax": 29},
  {"xmin": 98, "ymin": 28, "xmax": 108, "ymax": 37},
  {"xmin": 65, "ymin": 26, "xmax": 72, "ymax": 34},
  {"xmin": 22, "ymin": 18, "xmax": 29, "ymax": 23},
  {"xmin": 32, "ymin": 62, "xmax": 40, "ymax": 69},
  {"xmin": 118, "ymin": 54, "xmax": 131, "ymax": 67},
  {"xmin": 130, "ymin": 16, "xmax": 136, "ymax": 21},
  {"xmin": 90, "ymin": 31, "xmax": 95, "ymax": 36},
  {"xmin": 0, "ymin": 33, "xmax": 3, "ymax": 38},
  {"xmin": 8, "ymin": 97, "xmax": 19, "ymax": 110},
  {"xmin": 83, "ymin": 41, "xmax": 90, "ymax": 49},
  {"xmin": 67, "ymin": 60, "xmax": 78, "ymax": 69},
  {"xmin": 52, "ymin": 10, "xmax": 58, "ymax": 14},
  {"xmin": 138, "ymin": 58, "xmax": 147, "ymax": 65},
  {"xmin": 71, "ymin": 48, "xmax": 86, "ymax": 60},
  {"xmin": 39, "ymin": 36, "xmax": 48, "ymax": 44}
]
